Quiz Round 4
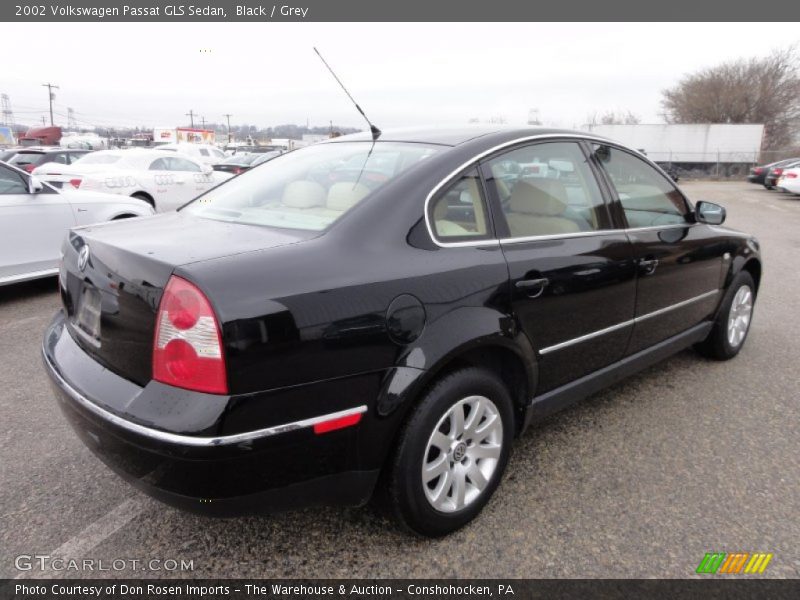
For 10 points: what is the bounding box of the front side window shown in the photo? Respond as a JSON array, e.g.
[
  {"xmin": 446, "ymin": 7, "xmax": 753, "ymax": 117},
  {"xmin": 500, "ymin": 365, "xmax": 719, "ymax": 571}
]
[
  {"xmin": 485, "ymin": 141, "xmax": 609, "ymax": 237},
  {"xmin": 0, "ymin": 164, "xmax": 27, "ymax": 194},
  {"xmin": 183, "ymin": 141, "xmax": 442, "ymax": 231},
  {"xmin": 429, "ymin": 169, "xmax": 490, "ymax": 240},
  {"xmin": 593, "ymin": 144, "xmax": 688, "ymax": 228}
]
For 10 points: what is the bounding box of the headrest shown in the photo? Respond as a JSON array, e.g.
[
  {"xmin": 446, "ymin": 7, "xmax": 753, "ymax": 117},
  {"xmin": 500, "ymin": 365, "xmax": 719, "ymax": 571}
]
[
  {"xmin": 282, "ymin": 180, "xmax": 325, "ymax": 208},
  {"xmin": 509, "ymin": 179, "xmax": 568, "ymax": 216},
  {"xmin": 326, "ymin": 182, "xmax": 370, "ymax": 212}
]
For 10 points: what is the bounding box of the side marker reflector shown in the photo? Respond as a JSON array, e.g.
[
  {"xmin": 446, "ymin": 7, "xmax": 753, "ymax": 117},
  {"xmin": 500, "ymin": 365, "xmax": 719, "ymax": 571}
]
[{"xmin": 313, "ymin": 412, "xmax": 362, "ymax": 435}]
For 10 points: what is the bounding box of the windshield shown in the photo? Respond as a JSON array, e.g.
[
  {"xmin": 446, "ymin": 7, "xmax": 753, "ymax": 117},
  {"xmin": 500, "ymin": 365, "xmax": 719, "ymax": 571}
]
[{"xmin": 183, "ymin": 141, "xmax": 441, "ymax": 231}]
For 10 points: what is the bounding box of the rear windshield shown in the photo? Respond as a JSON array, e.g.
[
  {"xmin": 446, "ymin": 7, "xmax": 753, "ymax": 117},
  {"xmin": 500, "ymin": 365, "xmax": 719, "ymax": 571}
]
[
  {"xmin": 8, "ymin": 152, "xmax": 45, "ymax": 167},
  {"xmin": 184, "ymin": 141, "xmax": 441, "ymax": 231}
]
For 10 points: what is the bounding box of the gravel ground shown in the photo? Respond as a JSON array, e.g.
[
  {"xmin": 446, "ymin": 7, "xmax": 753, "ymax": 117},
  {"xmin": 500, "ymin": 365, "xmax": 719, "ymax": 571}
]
[{"xmin": 1, "ymin": 181, "xmax": 798, "ymax": 579}]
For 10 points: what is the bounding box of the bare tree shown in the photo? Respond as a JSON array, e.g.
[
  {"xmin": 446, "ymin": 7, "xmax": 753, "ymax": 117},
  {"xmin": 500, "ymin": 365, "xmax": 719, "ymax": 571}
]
[{"xmin": 661, "ymin": 46, "xmax": 800, "ymax": 149}]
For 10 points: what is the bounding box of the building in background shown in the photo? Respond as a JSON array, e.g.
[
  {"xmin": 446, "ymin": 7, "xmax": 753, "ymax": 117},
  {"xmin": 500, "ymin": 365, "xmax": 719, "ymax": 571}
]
[{"xmin": 582, "ymin": 123, "xmax": 766, "ymax": 176}]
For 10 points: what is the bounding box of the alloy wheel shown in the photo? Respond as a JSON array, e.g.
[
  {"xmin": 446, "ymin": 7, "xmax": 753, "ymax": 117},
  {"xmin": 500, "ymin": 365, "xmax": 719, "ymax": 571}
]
[
  {"xmin": 421, "ymin": 395, "xmax": 503, "ymax": 513},
  {"xmin": 727, "ymin": 285, "xmax": 753, "ymax": 348}
]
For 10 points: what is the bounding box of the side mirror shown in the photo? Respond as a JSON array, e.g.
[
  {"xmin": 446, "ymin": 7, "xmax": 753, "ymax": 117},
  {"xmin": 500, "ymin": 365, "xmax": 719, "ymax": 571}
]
[
  {"xmin": 695, "ymin": 201, "xmax": 726, "ymax": 225},
  {"xmin": 28, "ymin": 176, "xmax": 44, "ymax": 194}
]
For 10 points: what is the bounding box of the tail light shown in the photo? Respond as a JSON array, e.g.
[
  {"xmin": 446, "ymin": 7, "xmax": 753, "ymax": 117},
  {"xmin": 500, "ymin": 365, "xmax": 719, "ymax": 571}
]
[
  {"xmin": 754, "ymin": 167, "xmax": 763, "ymax": 175},
  {"xmin": 786, "ymin": 172, "xmax": 798, "ymax": 179},
  {"xmin": 233, "ymin": 167, "xmax": 242, "ymax": 174},
  {"xmin": 153, "ymin": 276, "xmax": 227, "ymax": 394},
  {"xmin": 69, "ymin": 178, "xmax": 82, "ymax": 189},
  {"xmin": 773, "ymin": 169, "xmax": 783, "ymax": 176},
  {"xmin": 24, "ymin": 164, "xmax": 35, "ymax": 173}
]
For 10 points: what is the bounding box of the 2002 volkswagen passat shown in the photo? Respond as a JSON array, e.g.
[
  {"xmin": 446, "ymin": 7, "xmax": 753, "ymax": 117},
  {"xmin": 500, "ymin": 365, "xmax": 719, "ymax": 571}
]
[{"xmin": 44, "ymin": 128, "xmax": 761, "ymax": 536}]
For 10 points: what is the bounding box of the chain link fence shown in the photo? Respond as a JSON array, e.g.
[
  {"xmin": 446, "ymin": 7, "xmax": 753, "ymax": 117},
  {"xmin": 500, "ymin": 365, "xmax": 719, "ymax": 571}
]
[{"xmin": 647, "ymin": 149, "xmax": 800, "ymax": 179}]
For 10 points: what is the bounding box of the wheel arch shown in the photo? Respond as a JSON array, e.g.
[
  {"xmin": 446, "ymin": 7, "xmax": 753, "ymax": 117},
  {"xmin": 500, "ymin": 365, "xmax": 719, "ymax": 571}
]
[
  {"xmin": 130, "ymin": 191, "xmax": 155, "ymax": 207},
  {"xmin": 742, "ymin": 257, "xmax": 762, "ymax": 294}
]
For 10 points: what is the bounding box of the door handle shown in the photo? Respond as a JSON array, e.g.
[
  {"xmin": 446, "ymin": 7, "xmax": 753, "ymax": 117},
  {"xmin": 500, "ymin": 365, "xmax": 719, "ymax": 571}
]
[
  {"xmin": 639, "ymin": 258, "xmax": 659, "ymax": 275},
  {"xmin": 515, "ymin": 277, "xmax": 549, "ymax": 298}
]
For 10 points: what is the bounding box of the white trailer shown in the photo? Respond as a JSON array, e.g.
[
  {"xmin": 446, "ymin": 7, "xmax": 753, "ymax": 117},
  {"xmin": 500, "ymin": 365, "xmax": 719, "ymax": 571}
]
[{"xmin": 582, "ymin": 124, "xmax": 765, "ymax": 164}]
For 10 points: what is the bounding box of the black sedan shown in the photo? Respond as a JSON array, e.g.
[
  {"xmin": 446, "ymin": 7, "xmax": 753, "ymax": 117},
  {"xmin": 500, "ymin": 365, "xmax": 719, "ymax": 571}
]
[
  {"xmin": 212, "ymin": 151, "xmax": 282, "ymax": 175},
  {"xmin": 43, "ymin": 127, "xmax": 761, "ymax": 536}
]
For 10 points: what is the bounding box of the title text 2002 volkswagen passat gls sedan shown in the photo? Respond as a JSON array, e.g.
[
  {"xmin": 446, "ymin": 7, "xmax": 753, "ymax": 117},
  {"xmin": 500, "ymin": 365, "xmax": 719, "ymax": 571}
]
[{"xmin": 43, "ymin": 128, "xmax": 761, "ymax": 536}]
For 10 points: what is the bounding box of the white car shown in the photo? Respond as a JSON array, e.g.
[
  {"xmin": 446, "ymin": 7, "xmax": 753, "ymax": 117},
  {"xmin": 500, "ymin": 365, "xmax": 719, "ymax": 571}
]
[
  {"xmin": 0, "ymin": 161, "xmax": 154, "ymax": 286},
  {"xmin": 776, "ymin": 167, "xmax": 800, "ymax": 194},
  {"xmin": 154, "ymin": 142, "xmax": 226, "ymax": 165},
  {"xmin": 32, "ymin": 149, "xmax": 232, "ymax": 212}
]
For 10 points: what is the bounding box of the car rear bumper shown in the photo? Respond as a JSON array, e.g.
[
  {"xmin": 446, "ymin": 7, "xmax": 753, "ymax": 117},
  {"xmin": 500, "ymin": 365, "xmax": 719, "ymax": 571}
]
[{"xmin": 42, "ymin": 311, "xmax": 380, "ymax": 515}]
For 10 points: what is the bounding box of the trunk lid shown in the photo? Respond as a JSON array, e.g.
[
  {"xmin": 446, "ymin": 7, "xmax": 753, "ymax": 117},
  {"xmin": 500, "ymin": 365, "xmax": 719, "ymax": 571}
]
[{"xmin": 60, "ymin": 212, "xmax": 315, "ymax": 386}]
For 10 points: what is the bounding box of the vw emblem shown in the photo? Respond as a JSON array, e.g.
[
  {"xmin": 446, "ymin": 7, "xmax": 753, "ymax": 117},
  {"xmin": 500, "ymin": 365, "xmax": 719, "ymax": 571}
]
[{"xmin": 78, "ymin": 245, "xmax": 90, "ymax": 272}]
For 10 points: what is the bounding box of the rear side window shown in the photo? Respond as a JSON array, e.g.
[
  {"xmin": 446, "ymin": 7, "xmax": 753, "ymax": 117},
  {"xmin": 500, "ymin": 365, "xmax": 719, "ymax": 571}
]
[
  {"xmin": 484, "ymin": 141, "xmax": 610, "ymax": 238},
  {"xmin": 593, "ymin": 144, "xmax": 688, "ymax": 228},
  {"xmin": 429, "ymin": 168, "xmax": 491, "ymax": 241}
]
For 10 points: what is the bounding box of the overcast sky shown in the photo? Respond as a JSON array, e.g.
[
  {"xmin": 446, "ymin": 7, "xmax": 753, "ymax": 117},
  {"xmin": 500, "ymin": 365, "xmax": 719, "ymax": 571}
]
[{"xmin": 2, "ymin": 23, "xmax": 799, "ymax": 132}]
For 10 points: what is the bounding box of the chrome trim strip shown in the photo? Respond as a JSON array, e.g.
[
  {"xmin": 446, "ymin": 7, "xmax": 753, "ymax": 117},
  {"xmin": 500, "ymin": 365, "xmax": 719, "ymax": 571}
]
[
  {"xmin": 539, "ymin": 319, "xmax": 634, "ymax": 355},
  {"xmin": 423, "ymin": 132, "xmax": 695, "ymax": 249},
  {"xmin": 538, "ymin": 290, "xmax": 720, "ymax": 355},
  {"xmin": 42, "ymin": 347, "xmax": 367, "ymax": 447},
  {"xmin": 634, "ymin": 289, "xmax": 719, "ymax": 322},
  {"xmin": 500, "ymin": 229, "xmax": 626, "ymax": 245}
]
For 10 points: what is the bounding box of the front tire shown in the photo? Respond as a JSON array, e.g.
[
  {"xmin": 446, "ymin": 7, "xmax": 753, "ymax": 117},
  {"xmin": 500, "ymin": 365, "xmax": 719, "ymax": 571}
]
[
  {"xmin": 695, "ymin": 271, "xmax": 755, "ymax": 360},
  {"xmin": 387, "ymin": 367, "xmax": 514, "ymax": 537}
]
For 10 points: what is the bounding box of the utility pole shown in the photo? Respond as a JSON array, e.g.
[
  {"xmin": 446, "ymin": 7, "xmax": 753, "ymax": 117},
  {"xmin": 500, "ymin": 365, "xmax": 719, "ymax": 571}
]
[
  {"xmin": 185, "ymin": 109, "xmax": 195, "ymax": 128},
  {"xmin": 223, "ymin": 113, "xmax": 233, "ymax": 143},
  {"xmin": 42, "ymin": 82, "xmax": 59, "ymax": 126},
  {"xmin": 200, "ymin": 116, "xmax": 206, "ymax": 129}
]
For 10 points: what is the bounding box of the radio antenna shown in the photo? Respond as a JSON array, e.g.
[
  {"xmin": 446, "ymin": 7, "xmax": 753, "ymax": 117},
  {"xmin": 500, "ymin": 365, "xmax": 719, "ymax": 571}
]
[{"xmin": 314, "ymin": 47, "xmax": 381, "ymax": 141}]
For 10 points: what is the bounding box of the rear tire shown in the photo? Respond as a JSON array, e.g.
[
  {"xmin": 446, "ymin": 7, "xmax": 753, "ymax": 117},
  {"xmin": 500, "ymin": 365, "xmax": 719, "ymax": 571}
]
[
  {"xmin": 386, "ymin": 367, "xmax": 514, "ymax": 537},
  {"xmin": 695, "ymin": 271, "xmax": 755, "ymax": 360}
]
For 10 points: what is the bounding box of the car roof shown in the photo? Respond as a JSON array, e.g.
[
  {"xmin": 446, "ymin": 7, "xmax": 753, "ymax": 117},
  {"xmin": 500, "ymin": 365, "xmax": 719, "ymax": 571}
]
[{"xmin": 327, "ymin": 126, "xmax": 599, "ymax": 147}]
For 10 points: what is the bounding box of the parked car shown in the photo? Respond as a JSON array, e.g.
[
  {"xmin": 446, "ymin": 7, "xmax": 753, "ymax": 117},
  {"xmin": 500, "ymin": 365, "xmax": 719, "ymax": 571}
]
[
  {"xmin": 6, "ymin": 147, "xmax": 91, "ymax": 174},
  {"xmin": 156, "ymin": 142, "xmax": 226, "ymax": 165},
  {"xmin": 764, "ymin": 160, "xmax": 800, "ymax": 190},
  {"xmin": 746, "ymin": 158, "xmax": 798, "ymax": 185},
  {"xmin": 32, "ymin": 149, "xmax": 232, "ymax": 211},
  {"xmin": 43, "ymin": 128, "xmax": 761, "ymax": 537},
  {"xmin": 775, "ymin": 167, "xmax": 800, "ymax": 195},
  {"xmin": 212, "ymin": 151, "xmax": 282, "ymax": 175},
  {"xmin": 0, "ymin": 161, "xmax": 153, "ymax": 286}
]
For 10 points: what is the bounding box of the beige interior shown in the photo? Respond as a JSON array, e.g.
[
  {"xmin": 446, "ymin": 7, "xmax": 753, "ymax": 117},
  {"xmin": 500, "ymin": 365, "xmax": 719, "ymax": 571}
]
[{"xmin": 506, "ymin": 179, "xmax": 580, "ymax": 237}]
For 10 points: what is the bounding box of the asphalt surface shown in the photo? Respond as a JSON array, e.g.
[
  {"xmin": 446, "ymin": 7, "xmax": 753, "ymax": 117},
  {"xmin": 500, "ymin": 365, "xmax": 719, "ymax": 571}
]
[{"xmin": 1, "ymin": 181, "xmax": 798, "ymax": 579}]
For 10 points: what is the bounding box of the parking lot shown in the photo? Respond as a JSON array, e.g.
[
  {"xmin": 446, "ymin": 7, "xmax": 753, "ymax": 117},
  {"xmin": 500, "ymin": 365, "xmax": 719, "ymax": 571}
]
[{"xmin": 1, "ymin": 180, "xmax": 798, "ymax": 579}]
